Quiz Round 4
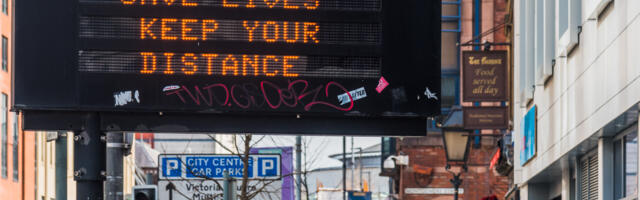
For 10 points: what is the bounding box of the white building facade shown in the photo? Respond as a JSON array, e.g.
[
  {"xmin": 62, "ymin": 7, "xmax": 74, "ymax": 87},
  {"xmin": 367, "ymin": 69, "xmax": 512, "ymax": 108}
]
[{"xmin": 513, "ymin": 0, "xmax": 640, "ymax": 199}]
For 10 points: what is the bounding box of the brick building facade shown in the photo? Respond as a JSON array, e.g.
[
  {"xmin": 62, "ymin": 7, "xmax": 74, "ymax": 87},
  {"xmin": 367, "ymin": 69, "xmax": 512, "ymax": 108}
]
[{"xmin": 397, "ymin": 136, "xmax": 509, "ymax": 200}]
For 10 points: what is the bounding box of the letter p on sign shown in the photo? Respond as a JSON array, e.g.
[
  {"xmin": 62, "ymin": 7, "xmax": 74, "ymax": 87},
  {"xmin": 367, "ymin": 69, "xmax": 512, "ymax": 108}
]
[
  {"xmin": 258, "ymin": 157, "xmax": 278, "ymax": 177},
  {"xmin": 162, "ymin": 157, "xmax": 182, "ymax": 178}
]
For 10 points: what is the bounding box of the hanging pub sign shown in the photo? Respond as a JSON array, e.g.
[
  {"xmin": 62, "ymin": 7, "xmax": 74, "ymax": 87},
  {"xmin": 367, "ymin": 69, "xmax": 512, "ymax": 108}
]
[
  {"xmin": 463, "ymin": 106, "xmax": 509, "ymax": 130},
  {"xmin": 462, "ymin": 51, "xmax": 508, "ymax": 102},
  {"xmin": 13, "ymin": 0, "xmax": 442, "ymax": 136}
]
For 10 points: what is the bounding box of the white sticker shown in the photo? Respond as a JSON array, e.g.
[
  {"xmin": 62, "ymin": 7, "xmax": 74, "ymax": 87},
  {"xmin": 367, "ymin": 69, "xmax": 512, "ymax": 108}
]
[
  {"xmin": 114, "ymin": 90, "xmax": 140, "ymax": 107},
  {"xmin": 337, "ymin": 87, "xmax": 367, "ymax": 105},
  {"xmin": 424, "ymin": 87, "xmax": 438, "ymax": 100},
  {"xmin": 163, "ymin": 85, "xmax": 181, "ymax": 92}
]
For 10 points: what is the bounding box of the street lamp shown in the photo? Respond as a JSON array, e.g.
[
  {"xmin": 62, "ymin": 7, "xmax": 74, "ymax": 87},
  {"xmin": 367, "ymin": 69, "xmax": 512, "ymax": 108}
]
[
  {"xmin": 440, "ymin": 107, "xmax": 471, "ymax": 200},
  {"xmin": 442, "ymin": 130, "xmax": 470, "ymax": 162}
]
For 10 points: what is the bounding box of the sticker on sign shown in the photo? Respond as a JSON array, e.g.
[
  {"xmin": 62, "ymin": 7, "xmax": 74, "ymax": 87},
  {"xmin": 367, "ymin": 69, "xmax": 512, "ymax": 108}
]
[
  {"xmin": 159, "ymin": 154, "xmax": 281, "ymax": 180},
  {"xmin": 337, "ymin": 87, "xmax": 367, "ymax": 105}
]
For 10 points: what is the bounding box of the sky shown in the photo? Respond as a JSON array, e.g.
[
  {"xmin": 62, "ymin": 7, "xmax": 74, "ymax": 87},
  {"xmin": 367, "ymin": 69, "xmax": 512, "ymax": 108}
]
[
  {"xmin": 252, "ymin": 135, "xmax": 382, "ymax": 170},
  {"xmin": 149, "ymin": 133, "xmax": 382, "ymax": 171}
]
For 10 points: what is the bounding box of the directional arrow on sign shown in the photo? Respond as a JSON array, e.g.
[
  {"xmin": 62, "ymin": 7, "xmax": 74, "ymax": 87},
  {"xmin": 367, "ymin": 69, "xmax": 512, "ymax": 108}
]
[{"xmin": 165, "ymin": 182, "xmax": 176, "ymax": 200}]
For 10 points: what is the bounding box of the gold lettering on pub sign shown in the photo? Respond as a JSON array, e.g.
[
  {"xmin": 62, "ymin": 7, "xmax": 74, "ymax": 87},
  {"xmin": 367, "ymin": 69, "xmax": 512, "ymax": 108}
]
[{"xmin": 467, "ymin": 56, "xmax": 503, "ymax": 97}]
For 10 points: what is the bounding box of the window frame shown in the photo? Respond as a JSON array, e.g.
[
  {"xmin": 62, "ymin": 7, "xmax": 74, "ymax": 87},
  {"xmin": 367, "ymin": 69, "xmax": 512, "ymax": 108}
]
[
  {"xmin": 613, "ymin": 124, "xmax": 639, "ymax": 200},
  {"xmin": 440, "ymin": 1, "xmax": 460, "ymax": 112},
  {"xmin": 518, "ymin": 0, "xmax": 536, "ymax": 106},
  {"xmin": 517, "ymin": 0, "xmax": 527, "ymax": 107},
  {"xmin": 579, "ymin": 149, "xmax": 599, "ymax": 200},
  {"xmin": 441, "ymin": 73, "xmax": 459, "ymax": 109},
  {"xmin": 1, "ymin": 93, "xmax": 7, "ymax": 179},
  {"xmin": 534, "ymin": 0, "xmax": 544, "ymax": 84},
  {"xmin": 12, "ymin": 113, "xmax": 17, "ymax": 182},
  {"xmin": 537, "ymin": 0, "xmax": 556, "ymax": 84},
  {"xmin": 556, "ymin": 0, "xmax": 581, "ymax": 57},
  {"xmin": 1, "ymin": 0, "xmax": 6, "ymax": 15},
  {"xmin": 2, "ymin": 36, "xmax": 7, "ymax": 72}
]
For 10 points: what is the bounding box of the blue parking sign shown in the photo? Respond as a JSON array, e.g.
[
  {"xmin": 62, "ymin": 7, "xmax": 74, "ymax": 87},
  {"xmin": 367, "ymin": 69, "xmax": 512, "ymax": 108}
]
[
  {"xmin": 159, "ymin": 154, "xmax": 280, "ymax": 180},
  {"xmin": 258, "ymin": 157, "xmax": 278, "ymax": 176},
  {"xmin": 162, "ymin": 157, "xmax": 182, "ymax": 177}
]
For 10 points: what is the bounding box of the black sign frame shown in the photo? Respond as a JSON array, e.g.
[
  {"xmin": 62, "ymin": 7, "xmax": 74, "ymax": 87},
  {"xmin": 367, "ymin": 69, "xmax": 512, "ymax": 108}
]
[
  {"xmin": 14, "ymin": 0, "xmax": 442, "ymax": 135},
  {"xmin": 462, "ymin": 50, "xmax": 509, "ymax": 102}
]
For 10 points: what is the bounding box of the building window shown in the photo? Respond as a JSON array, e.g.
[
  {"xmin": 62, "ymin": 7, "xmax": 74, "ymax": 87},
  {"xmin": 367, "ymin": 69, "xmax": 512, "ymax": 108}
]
[
  {"xmin": 535, "ymin": 0, "xmax": 555, "ymax": 84},
  {"xmin": 518, "ymin": 0, "xmax": 535, "ymax": 105},
  {"xmin": 614, "ymin": 126, "xmax": 638, "ymax": 199},
  {"xmin": 441, "ymin": 76, "xmax": 457, "ymax": 108},
  {"xmin": 1, "ymin": 93, "xmax": 7, "ymax": 179},
  {"xmin": 2, "ymin": 36, "xmax": 7, "ymax": 72},
  {"xmin": 556, "ymin": 0, "xmax": 581, "ymax": 56},
  {"xmin": 557, "ymin": 0, "xmax": 568, "ymax": 35},
  {"xmin": 1, "ymin": 0, "xmax": 6, "ymax": 15},
  {"xmin": 534, "ymin": 0, "xmax": 544, "ymax": 82},
  {"xmin": 12, "ymin": 113, "xmax": 18, "ymax": 182},
  {"xmin": 518, "ymin": 0, "xmax": 558, "ymax": 89},
  {"xmin": 580, "ymin": 151, "xmax": 598, "ymax": 200}
]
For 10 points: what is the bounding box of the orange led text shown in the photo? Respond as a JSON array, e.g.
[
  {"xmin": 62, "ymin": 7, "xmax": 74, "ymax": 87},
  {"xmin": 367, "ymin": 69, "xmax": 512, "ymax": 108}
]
[
  {"xmin": 244, "ymin": 21, "xmax": 319, "ymax": 44},
  {"xmin": 121, "ymin": 0, "xmax": 197, "ymax": 6},
  {"xmin": 140, "ymin": 18, "xmax": 219, "ymax": 41},
  {"xmin": 139, "ymin": 52, "xmax": 300, "ymax": 77}
]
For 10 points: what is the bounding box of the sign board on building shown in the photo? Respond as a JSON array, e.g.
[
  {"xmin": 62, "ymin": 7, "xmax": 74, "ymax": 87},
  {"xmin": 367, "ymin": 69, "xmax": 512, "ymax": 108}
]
[
  {"xmin": 158, "ymin": 154, "xmax": 282, "ymax": 200},
  {"xmin": 520, "ymin": 106, "xmax": 536, "ymax": 166},
  {"xmin": 463, "ymin": 106, "xmax": 509, "ymax": 129},
  {"xmin": 462, "ymin": 51, "xmax": 508, "ymax": 102},
  {"xmin": 14, "ymin": 0, "xmax": 442, "ymax": 136}
]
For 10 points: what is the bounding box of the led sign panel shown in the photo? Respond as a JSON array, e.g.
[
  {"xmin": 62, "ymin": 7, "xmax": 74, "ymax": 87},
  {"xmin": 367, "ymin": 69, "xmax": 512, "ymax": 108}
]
[{"xmin": 15, "ymin": 0, "xmax": 441, "ymax": 127}]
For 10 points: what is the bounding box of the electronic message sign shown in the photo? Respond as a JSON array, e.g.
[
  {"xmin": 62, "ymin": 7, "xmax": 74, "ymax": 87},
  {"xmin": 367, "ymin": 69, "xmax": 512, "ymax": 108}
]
[{"xmin": 14, "ymin": 0, "xmax": 441, "ymax": 135}]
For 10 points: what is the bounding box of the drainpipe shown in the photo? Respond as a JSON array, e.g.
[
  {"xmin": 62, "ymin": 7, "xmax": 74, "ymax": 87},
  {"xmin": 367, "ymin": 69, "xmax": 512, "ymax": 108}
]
[{"xmin": 472, "ymin": 0, "xmax": 482, "ymax": 148}]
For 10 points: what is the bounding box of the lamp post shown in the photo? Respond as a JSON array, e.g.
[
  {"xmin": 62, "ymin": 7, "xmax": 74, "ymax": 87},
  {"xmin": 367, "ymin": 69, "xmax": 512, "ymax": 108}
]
[{"xmin": 440, "ymin": 107, "xmax": 471, "ymax": 200}]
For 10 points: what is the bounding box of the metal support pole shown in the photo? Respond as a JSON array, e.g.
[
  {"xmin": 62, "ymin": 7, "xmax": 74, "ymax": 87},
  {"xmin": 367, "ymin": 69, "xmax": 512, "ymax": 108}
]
[
  {"xmin": 105, "ymin": 132, "xmax": 124, "ymax": 200},
  {"xmin": 353, "ymin": 147, "xmax": 363, "ymax": 191},
  {"xmin": 55, "ymin": 131, "xmax": 68, "ymax": 200},
  {"xmin": 74, "ymin": 113, "xmax": 105, "ymax": 200},
  {"xmin": 359, "ymin": 149, "xmax": 362, "ymax": 191},
  {"xmin": 223, "ymin": 170, "xmax": 236, "ymax": 200},
  {"xmin": 451, "ymin": 173, "xmax": 462, "ymax": 200},
  {"xmin": 351, "ymin": 137, "xmax": 354, "ymax": 191},
  {"xmin": 447, "ymin": 165, "xmax": 465, "ymax": 200},
  {"xmin": 224, "ymin": 170, "xmax": 230, "ymax": 200},
  {"xmin": 342, "ymin": 136, "xmax": 346, "ymax": 200},
  {"xmin": 295, "ymin": 136, "xmax": 302, "ymax": 200}
]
